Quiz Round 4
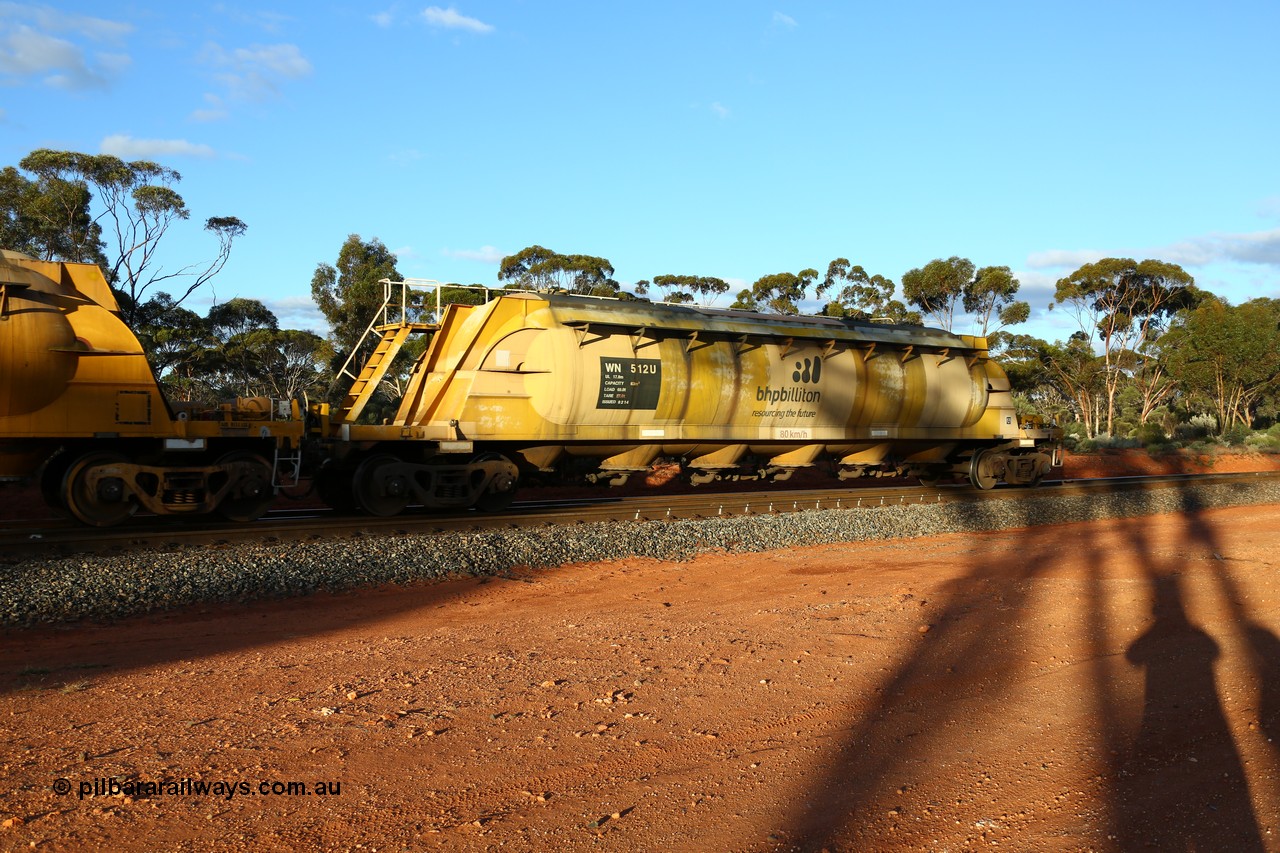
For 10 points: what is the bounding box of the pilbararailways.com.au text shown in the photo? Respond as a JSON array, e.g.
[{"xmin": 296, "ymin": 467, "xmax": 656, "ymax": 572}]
[{"xmin": 54, "ymin": 777, "xmax": 343, "ymax": 801}]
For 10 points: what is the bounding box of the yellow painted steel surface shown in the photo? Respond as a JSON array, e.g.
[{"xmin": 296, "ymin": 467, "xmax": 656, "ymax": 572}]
[
  {"xmin": 0, "ymin": 252, "xmax": 301, "ymax": 480},
  {"xmin": 391, "ymin": 293, "xmax": 1021, "ymax": 465},
  {"xmin": 0, "ymin": 253, "xmax": 171, "ymax": 468}
]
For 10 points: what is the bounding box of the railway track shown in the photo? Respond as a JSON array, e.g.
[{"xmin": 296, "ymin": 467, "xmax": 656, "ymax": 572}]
[{"xmin": 5, "ymin": 471, "xmax": 1277, "ymax": 564}]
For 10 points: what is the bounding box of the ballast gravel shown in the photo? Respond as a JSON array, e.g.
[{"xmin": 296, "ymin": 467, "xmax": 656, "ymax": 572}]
[{"xmin": 4, "ymin": 480, "xmax": 1279, "ymax": 627}]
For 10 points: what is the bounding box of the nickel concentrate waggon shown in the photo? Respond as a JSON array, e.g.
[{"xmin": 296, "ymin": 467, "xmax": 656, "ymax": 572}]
[{"xmin": 0, "ymin": 251, "xmax": 1060, "ymax": 526}]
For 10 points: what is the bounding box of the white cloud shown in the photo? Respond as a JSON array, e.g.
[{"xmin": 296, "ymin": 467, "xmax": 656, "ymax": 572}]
[
  {"xmin": 442, "ymin": 245, "xmax": 504, "ymax": 264},
  {"xmin": 100, "ymin": 135, "xmax": 217, "ymax": 159},
  {"xmin": 1161, "ymin": 229, "xmax": 1280, "ymax": 267},
  {"xmin": 710, "ymin": 101, "xmax": 730, "ymax": 119},
  {"xmin": 372, "ymin": 10, "xmax": 395, "ymax": 27},
  {"xmin": 262, "ymin": 295, "xmax": 328, "ymax": 332},
  {"xmin": 772, "ymin": 11, "xmax": 798, "ymax": 27},
  {"xmin": 200, "ymin": 41, "xmax": 313, "ymax": 103},
  {"xmin": 1, "ymin": 25, "xmax": 101, "ymax": 88},
  {"xmin": 0, "ymin": 4, "xmax": 132, "ymax": 90},
  {"xmin": 0, "ymin": 3, "xmax": 132, "ymax": 42},
  {"xmin": 1010, "ymin": 270, "xmax": 1060, "ymax": 313},
  {"xmin": 1025, "ymin": 248, "xmax": 1108, "ymax": 270},
  {"xmin": 421, "ymin": 6, "xmax": 494, "ymax": 34},
  {"xmin": 228, "ymin": 43, "xmax": 312, "ymax": 78},
  {"xmin": 1028, "ymin": 227, "xmax": 1280, "ymax": 272},
  {"xmin": 214, "ymin": 8, "xmax": 293, "ymax": 35},
  {"xmin": 95, "ymin": 51, "xmax": 130, "ymax": 74},
  {"xmin": 190, "ymin": 93, "xmax": 229, "ymax": 122}
]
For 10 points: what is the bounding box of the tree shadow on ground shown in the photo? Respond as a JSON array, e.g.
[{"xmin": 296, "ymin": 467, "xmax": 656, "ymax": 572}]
[
  {"xmin": 784, "ymin": 484, "xmax": 1279, "ymax": 851},
  {"xmin": 0, "ymin": 571, "xmax": 506, "ymax": 695}
]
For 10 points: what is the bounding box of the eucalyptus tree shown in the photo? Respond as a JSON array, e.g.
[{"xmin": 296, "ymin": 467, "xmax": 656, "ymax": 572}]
[
  {"xmin": 744, "ymin": 268, "xmax": 822, "ymax": 315},
  {"xmin": 995, "ymin": 332, "xmax": 1076, "ymax": 425},
  {"xmin": 635, "ymin": 274, "xmax": 730, "ymax": 305},
  {"xmin": 257, "ymin": 329, "xmax": 332, "ymax": 402},
  {"xmin": 964, "ymin": 265, "xmax": 1029, "ymax": 337},
  {"xmin": 16, "ymin": 149, "xmax": 245, "ymax": 324},
  {"xmin": 1130, "ymin": 337, "xmax": 1178, "ymax": 428},
  {"xmin": 497, "ymin": 245, "xmax": 621, "ymax": 296},
  {"xmin": 133, "ymin": 294, "xmax": 216, "ymax": 402},
  {"xmin": 1162, "ymin": 297, "xmax": 1280, "ymax": 432},
  {"xmin": 728, "ymin": 288, "xmax": 759, "ymax": 311},
  {"xmin": 0, "ymin": 164, "xmax": 105, "ymax": 265},
  {"xmin": 901, "ymin": 256, "xmax": 974, "ymax": 331},
  {"xmin": 820, "ymin": 258, "xmax": 921, "ymax": 323},
  {"xmin": 1053, "ymin": 257, "xmax": 1196, "ymax": 436},
  {"xmin": 1036, "ymin": 333, "xmax": 1109, "ymax": 437},
  {"xmin": 311, "ymin": 234, "xmax": 403, "ymax": 364}
]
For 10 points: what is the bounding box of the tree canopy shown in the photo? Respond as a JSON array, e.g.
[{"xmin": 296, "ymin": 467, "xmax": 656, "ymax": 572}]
[
  {"xmin": 819, "ymin": 258, "xmax": 921, "ymax": 324},
  {"xmin": 963, "ymin": 265, "xmax": 1029, "ymax": 337},
  {"xmin": 1053, "ymin": 257, "xmax": 1197, "ymax": 436},
  {"xmin": 738, "ymin": 268, "xmax": 823, "ymax": 315},
  {"xmin": 634, "ymin": 274, "xmax": 730, "ymax": 305},
  {"xmin": 134, "ymin": 296, "xmax": 329, "ymax": 404},
  {"xmin": 901, "ymin": 256, "xmax": 974, "ymax": 330},
  {"xmin": 0, "ymin": 164, "xmax": 105, "ymax": 266},
  {"xmin": 9, "ymin": 149, "xmax": 246, "ymax": 324},
  {"xmin": 310, "ymin": 234, "xmax": 402, "ymax": 364},
  {"xmin": 900, "ymin": 256, "xmax": 1029, "ymax": 335},
  {"xmin": 1161, "ymin": 298, "xmax": 1280, "ymax": 432},
  {"xmin": 497, "ymin": 245, "xmax": 623, "ymax": 296}
]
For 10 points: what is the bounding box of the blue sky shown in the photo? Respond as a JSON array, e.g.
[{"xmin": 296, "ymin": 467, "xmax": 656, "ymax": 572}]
[{"xmin": 2, "ymin": 1, "xmax": 1278, "ymax": 341}]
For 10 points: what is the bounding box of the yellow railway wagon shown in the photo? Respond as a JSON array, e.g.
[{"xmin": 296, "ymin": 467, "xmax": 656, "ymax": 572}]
[
  {"xmin": 0, "ymin": 251, "xmax": 302, "ymax": 525},
  {"xmin": 318, "ymin": 286, "xmax": 1059, "ymax": 516}
]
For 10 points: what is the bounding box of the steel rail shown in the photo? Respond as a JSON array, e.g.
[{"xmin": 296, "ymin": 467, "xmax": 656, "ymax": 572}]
[{"xmin": 3, "ymin": 471, "xmax": 1278, "ymax": 564}]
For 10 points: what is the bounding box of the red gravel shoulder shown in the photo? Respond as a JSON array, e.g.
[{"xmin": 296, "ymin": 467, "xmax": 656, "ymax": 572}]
[{"xmin": 3, "ymin": 496, "xmax": 1280, "ymax": 850}]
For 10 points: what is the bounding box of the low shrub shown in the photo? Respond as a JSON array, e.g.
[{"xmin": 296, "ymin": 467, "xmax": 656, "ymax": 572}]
[
  {"xmin": 1222, "ymin": 424, "xmax": 1251, "ymax": 446},
  {"xmin": 1135, "ymin": 423, "xmax": 1168, "ymax": 448},
  {"xmin": 1246, "ymin": 431, "xmax": 1280, "ymax": 453}
]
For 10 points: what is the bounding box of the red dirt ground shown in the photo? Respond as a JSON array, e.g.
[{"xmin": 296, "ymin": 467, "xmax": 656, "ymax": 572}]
[
  {"xmin": 2, "ymin": 451, "xmax": 1280, "ymax": 851},
  {"xmin": 1062, "ymin": 448, "xmax": 1280, "ymax": 479}
]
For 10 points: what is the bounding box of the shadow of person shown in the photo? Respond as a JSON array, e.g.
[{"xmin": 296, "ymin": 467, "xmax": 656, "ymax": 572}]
[
  {"xmin": 1119, "ymin": 573, "xmax": 1264, "ymax": 851},
  {"xmin": 1245, "ymin": 621, "xmax": 1280, "ymax": 751}
]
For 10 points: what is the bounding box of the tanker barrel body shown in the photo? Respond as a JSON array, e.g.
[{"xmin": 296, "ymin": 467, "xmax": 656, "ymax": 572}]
[
  {"xmin": 380, "ymin": 289, "xmax": 1049, "ymax": 490},
  {"xmin": 0, "ymin": 250, "xmax": 305, "ymax": 524}
]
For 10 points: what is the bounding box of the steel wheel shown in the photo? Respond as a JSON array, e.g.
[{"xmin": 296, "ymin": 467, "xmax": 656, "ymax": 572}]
[
  {"xmin": 472, "ymin": 453, "xmax": 518, "ymax": 513},
  {"xmin": 62, "ymin": 452, "xmax": 136, "ymax": 527},
  {"xmin": 968, "ymin": 449, "xmax": 999, "ymax": 490},
  {"xmin": 216, "ymin": 452, "xmax": 275, "ymax": 522},
  {"xmin": 353, "ymin": 454, "xmax": 411, "ymax": 517},
  {"xmin": 39, "ymin": 450, "xmax": 72, "ymax": 511},
  {"xmin": 474, "ymin": 483, "xmax": 517, "ymax": 512}
]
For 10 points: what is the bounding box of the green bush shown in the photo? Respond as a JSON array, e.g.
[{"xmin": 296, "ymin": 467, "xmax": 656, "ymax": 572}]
[
  {"xmin": 1136, "ymin": 423, "xmax": 1168, "ymax": 447},
  {"xmin": 1246, "ymin": 431, "xmax": 1280, "ymax": 453},
  {"xmin": 1222, "ymin": 423, "xmax": 1251, "ymax": 446},
  {"xmin": 1063, "ymin": 422, "xmax": 1088, "ymax": 439},
  {"xmin": 1175, "ymin": 414, "xmax": 1218, "ymax": 441},
  {"xmin": 1174, "ymin": 424, "xmax": 1206, "ymax": 441}
]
